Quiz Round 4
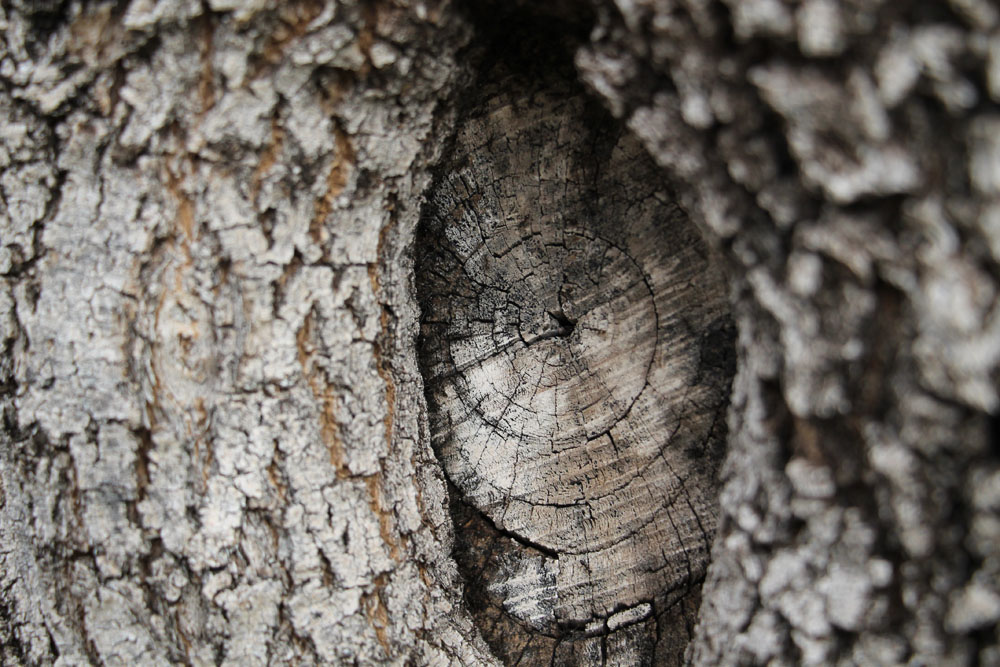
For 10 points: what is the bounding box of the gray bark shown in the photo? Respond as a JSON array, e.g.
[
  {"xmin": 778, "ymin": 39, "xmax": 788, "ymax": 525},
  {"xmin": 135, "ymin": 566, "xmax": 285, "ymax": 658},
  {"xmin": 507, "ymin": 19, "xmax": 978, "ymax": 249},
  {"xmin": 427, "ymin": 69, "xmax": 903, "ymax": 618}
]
[
  {"xmin": 573, "ymin": 0, "xmax": 1000, "ymax": 664},
  {"xmin": 1, "ymin": 1, "xmax": 998, "ymax": 666},
  {"xmin": 0, "ymin": 1, "xmax": 493, "ymax": 664}
]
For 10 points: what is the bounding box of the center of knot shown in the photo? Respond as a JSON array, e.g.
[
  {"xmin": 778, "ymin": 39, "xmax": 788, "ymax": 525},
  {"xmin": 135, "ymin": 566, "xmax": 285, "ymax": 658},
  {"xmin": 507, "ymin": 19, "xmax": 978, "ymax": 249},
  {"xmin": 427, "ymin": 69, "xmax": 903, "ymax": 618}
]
[{"xmin": 524, "ymin": 309, "xmax": 577, "ymax": 346}]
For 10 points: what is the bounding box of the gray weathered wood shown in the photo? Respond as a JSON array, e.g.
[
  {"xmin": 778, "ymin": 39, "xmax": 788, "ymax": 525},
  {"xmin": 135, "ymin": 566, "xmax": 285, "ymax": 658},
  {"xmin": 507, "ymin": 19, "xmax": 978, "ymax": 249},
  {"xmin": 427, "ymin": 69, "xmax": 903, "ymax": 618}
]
[{"xmin": 416, "ymin": 48, "xmax": 733, "ymax": 664}]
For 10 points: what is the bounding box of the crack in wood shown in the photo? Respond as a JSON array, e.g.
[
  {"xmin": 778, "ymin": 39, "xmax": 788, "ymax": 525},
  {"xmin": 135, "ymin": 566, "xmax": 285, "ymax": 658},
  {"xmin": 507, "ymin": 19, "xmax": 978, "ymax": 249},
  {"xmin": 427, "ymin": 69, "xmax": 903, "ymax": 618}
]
[{"xmin": 522, "ymin": 310, "xmax": 577, "ymax": 347}]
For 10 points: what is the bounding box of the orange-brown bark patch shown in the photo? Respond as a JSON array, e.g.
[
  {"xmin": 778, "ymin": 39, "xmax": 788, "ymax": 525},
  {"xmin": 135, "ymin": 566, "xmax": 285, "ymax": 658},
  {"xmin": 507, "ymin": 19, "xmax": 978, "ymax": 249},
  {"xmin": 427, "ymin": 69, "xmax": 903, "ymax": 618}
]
[
  {"xmin": 365, "ymin": 473, "xmax": 401, "ymax": 562},
  {"xmin": 296, "ymin": 310, "xmax": 348, "ymax": 476},
  {"xmin": 363, "ymin": 573, "xmax": 392, "ymax": 652},
  {"xmin": 251, "ymin": 0, "xmax": 326, "ymax": 76},
  {"xmin": 68, "ymin": 4, "xmax": 123, "ymax": 68},
  {"xmin": 197, "ymin": 14, "xmax": 217, "ymax": 114},
  {"xmin": 309, "ymin": 127, "xmax": 355, "ymax": 243}
]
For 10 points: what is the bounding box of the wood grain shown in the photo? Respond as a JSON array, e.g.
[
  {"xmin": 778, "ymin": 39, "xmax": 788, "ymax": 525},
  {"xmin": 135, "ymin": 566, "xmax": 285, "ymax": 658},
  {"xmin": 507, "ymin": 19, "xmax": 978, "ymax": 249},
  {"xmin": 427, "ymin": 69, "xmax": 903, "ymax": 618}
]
[{"xmin": 417, "ymin": 59, "xmax": 735, "ymax": 664}]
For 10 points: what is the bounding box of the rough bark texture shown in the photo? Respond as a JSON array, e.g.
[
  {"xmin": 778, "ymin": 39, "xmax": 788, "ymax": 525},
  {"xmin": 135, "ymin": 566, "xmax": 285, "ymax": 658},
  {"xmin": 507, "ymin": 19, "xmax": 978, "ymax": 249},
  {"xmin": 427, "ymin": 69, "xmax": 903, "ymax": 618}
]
[
  {"xmin": 573, "ymin": 0, "xmax": 1000, "ymax": 664},
  {"xmin": 0, "ymin": 1, "xmax": 495, "ymax": 664},
  {"xmin": 416, "ymin": 36, "xmax": 733, "ymax": 664},
  {"xmin": 2, "ymin": 0, "xmax": 1000, "ymax": 666}
]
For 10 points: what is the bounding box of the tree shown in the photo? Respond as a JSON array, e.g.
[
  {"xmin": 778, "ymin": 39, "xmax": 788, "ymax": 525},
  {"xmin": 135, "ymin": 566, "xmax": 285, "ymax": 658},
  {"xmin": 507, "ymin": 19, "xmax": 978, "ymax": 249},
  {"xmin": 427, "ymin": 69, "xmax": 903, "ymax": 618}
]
[
  {"xmin": 0, "ymin": 1, "xmax": 997, "ymax": 666},
  {"xmin": 575, "ymin": 1, "xmax": 1000, "ymax": 664}
]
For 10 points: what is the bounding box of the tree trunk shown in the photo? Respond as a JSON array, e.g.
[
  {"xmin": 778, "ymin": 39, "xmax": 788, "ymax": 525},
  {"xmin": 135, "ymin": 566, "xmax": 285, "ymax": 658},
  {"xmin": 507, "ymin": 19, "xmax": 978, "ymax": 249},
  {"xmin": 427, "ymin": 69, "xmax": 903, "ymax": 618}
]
[
  {"xmin": 1, "ymin": 1, "xmax": 998, "ymax": 666},
  {"xmin": 574, "ymin": 1, "xmax": 1000, "ymax": 664},
  {"xmin": 1, "ymin": 1, "xmax": 494, "ymax": 664}
]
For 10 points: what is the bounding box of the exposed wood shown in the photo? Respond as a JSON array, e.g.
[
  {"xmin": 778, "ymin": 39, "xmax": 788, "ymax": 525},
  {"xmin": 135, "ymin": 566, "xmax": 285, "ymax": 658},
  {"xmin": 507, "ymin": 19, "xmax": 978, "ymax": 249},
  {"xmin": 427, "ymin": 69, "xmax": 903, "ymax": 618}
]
[{"xmin": 416, "ymin": 47, "xmax": 734, "ymax": 665}]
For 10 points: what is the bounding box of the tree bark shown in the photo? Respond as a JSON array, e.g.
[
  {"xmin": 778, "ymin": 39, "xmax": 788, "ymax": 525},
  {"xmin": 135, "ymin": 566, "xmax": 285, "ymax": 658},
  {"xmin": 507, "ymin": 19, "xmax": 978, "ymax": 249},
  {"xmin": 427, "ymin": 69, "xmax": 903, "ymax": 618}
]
[
  {"xmin": 573, "ymin": 0, "xmax": 1000, "ymax": 664},
  {"xmin": 1, "ymin": 1, "xmax": 494, "ymax": 664},
  {"xmin": 1, "ymin": 1, "xmax": 998, "ymax": 666}
]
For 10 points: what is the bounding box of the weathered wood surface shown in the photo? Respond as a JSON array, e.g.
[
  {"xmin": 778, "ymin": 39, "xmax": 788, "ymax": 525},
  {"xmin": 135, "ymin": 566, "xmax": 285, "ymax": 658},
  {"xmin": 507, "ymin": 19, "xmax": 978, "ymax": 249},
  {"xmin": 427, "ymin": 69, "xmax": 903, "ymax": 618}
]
[{"xmin": 417, "ymin": 50, "xmax": 734, "ymax": 664}]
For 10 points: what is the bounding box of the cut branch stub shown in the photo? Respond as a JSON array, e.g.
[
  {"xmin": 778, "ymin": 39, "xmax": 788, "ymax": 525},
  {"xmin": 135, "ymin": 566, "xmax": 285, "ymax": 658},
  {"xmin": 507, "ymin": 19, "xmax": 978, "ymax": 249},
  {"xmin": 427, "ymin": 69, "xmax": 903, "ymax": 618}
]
[{"xmin": 417, "ymin": 68, "xmax": 735, "ymax": 664}]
